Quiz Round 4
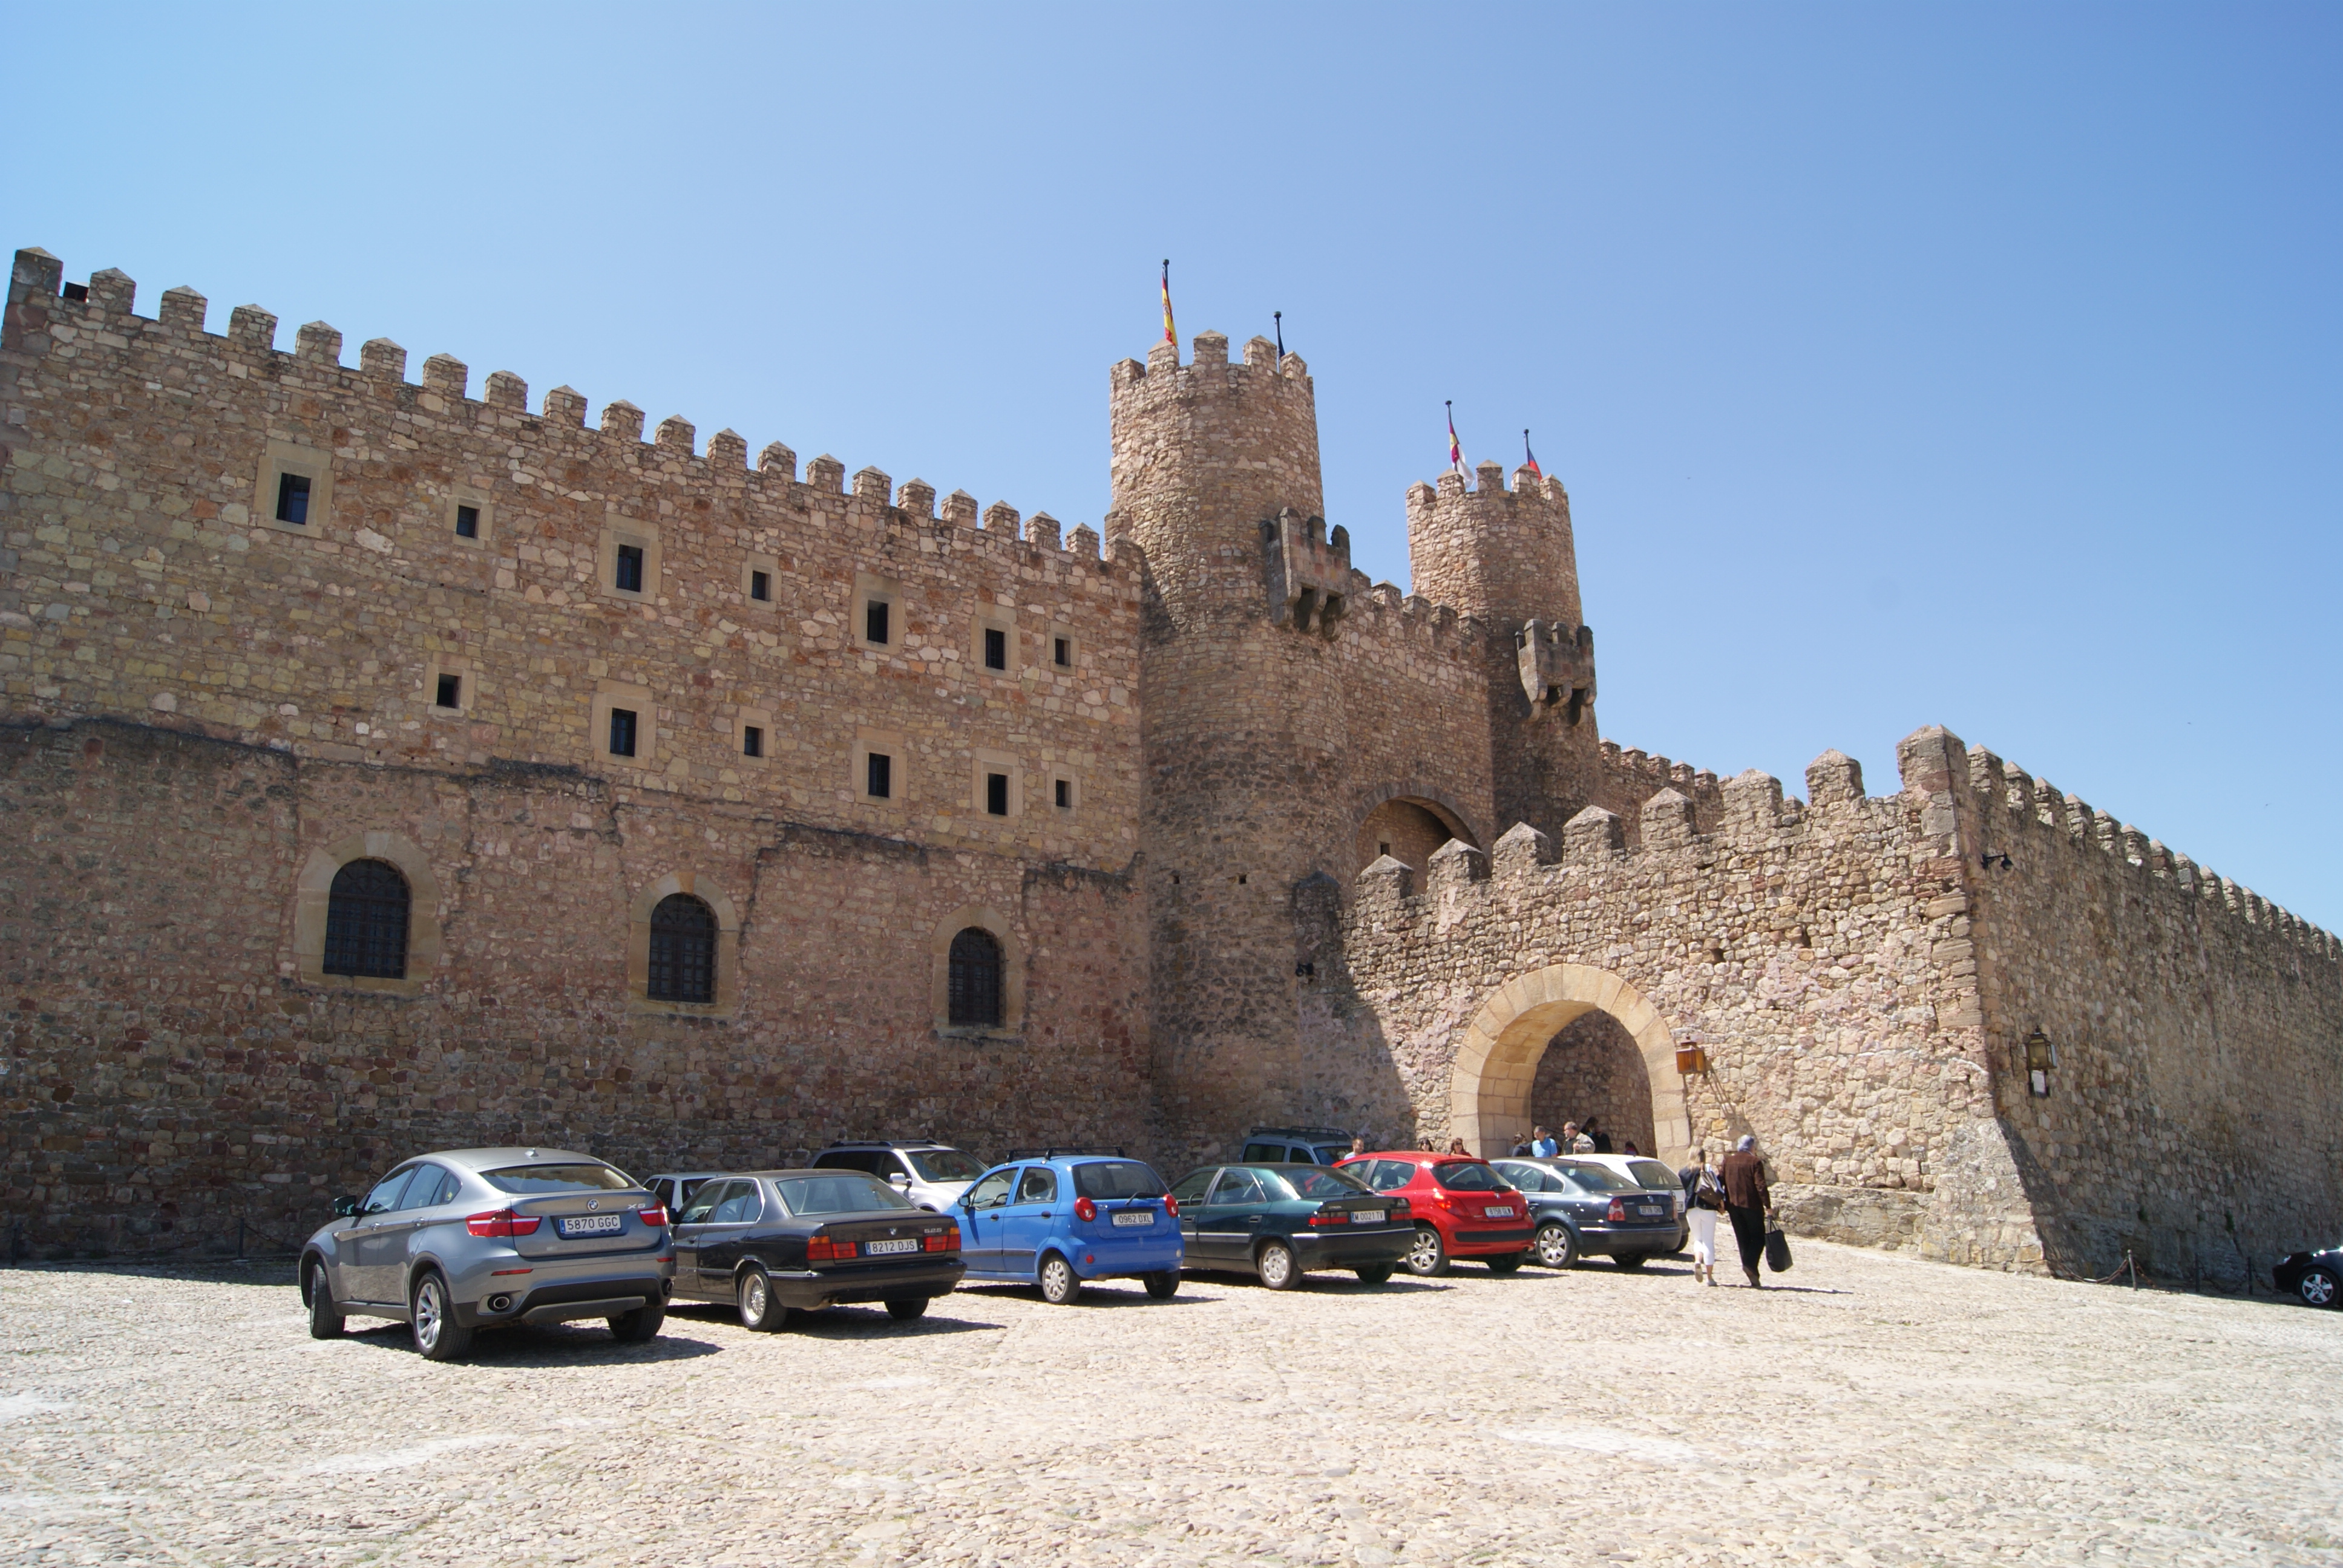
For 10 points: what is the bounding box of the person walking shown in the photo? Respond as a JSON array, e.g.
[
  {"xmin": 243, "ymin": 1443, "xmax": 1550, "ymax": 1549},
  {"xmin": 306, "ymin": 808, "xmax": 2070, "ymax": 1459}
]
[
  {"xmin": 1531, "ymin": 1125, "xmax": 1559, "ymax": 1158},
  {"xmin": 1566, "ymin": 1122, "xmax": 1595, "ymax": 1154},
  {"xmin": 1584, "ymin": 1117, "xmax": 1613, "ymax": 1154},
  {"xmin": 1720, "ymin": 1134, "xmax": 1772, "ymax": 1288},
  {"xmin": 1677, "ymin": 1146, "xmax": 1725, "ymax": 1285},
  {"xmin": 1348, "ymin": 1135, "xmax": 1368, "ymax": 1161},
  {"xmin": 1446, "ymin": 1137, "xmax": 1470, "ymax": 1156}
]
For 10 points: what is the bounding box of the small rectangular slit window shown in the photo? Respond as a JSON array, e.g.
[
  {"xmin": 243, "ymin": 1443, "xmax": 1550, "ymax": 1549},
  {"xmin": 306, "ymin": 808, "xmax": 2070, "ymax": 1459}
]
[
  {"xmin": 275, "ymin": 472, "xmax": 311, "ymax": 525},
  {"xmin": 742, "ymin": 725, "xmax": 764, "ymax": 759},
  {"xmin": 435, "ymin": 674, "xmax": 460, "ymax": 709},
  {"xmin": 749, "ymin": 569, "xmax": 770, "ymax": 602},
  {"xmin": 1055, "ymin": 778, "xmax": 1071, "ymax": 809},
  {"xmin": 608, "ymin": 707, "xmax": 638, "ymax": 757},
  {"xmin": 986, "ymin": 772, "xmax": 1009, "ymax": 817},
  {"xmin": 1054, "ymin": 636, "xmax": 1070, "ymax": 668},
  {"xmin": 865, "ymin": 599, "xmax": 890, "ymax": 645},
  {"xmin": 454, "ymin": 505, "xmax": 479, "ymax": 540},
  {"xmin": 983, "ymin": 626, "xmax": 1007, "ymax": 671},
  {"xmin": 615, "ymin": 544, "xmax": 644, "ymax": 593},
  {"xmin": 867, "ymin": 752, "xmax": 893, "ymax": 800}
]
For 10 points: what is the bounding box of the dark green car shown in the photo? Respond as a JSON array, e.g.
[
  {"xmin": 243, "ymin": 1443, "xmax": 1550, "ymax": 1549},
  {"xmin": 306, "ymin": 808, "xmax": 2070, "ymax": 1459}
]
[{"xmin": 1167, "ymin": 1163, "xmax": 1415, "ymax": 1289}]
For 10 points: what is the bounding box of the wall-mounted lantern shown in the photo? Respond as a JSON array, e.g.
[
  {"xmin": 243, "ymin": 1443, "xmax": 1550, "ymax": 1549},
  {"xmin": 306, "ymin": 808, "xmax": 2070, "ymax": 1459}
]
[
  {"xmin": 1675, "ymin": 1044, "xmax": 1709, "ymax": 1075},
  {"xmin": 2024, "ymin": 1028, "xmax": 2054, "ymax": 1097}
]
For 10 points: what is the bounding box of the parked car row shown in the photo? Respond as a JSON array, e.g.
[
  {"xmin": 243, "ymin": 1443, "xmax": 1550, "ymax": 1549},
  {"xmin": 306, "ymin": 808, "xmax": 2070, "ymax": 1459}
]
[{"xmin": 298, "ymin": 1136, "xmax": 1705, "ymax": 1361}]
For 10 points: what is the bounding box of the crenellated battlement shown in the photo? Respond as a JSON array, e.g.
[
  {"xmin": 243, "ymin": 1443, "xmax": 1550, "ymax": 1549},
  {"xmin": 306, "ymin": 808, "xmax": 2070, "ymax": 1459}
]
[
  {"xmin": 1966, "ymin": 743, "xmax": 2338, "ymax": 963},
  {"xmin": 1404, "ymin": 457, "xmax": 1583, "ymax": 633},
  {"xmin": 4, "ymin": 249, "xmax": 1109, "ymax": 570}
]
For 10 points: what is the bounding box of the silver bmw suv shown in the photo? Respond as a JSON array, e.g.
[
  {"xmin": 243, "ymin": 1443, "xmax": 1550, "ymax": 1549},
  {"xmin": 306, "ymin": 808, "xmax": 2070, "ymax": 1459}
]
[{"xmin": 300, "ymin": 1148, "xmax": 673, "ymax": 1361}]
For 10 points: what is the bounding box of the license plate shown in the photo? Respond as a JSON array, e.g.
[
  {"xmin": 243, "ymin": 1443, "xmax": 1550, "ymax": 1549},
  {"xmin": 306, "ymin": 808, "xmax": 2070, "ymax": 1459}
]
[
  {"xmin": 1637, "ymin": 1204, "xmax": 1664, "ymax": 1217},
  {"xmin": 1484, "ymin": 1206, "xmax": 1515, "ymax": 1219},
  {"xmin": 863, "ymin": 1238, "xmax": 919, "ymax": 1255},
  {"xmin": 557, "ymin": 1214, "xmax": 622, "ymax": 1237},
  {"xmin": 1352, "ymin": 1210, "xmax": 1384, "ymax": 1224},
  {"xmin": 1112, "ymin": 1210, "xmax": 1154, "ymax": 1227}
]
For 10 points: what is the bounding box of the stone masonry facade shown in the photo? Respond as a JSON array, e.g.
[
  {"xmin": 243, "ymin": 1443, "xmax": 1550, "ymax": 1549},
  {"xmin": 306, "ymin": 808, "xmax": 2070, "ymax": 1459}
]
[{"xmin": 3, "ymin": 245, "xmax": 2336, "ymax": 1277}]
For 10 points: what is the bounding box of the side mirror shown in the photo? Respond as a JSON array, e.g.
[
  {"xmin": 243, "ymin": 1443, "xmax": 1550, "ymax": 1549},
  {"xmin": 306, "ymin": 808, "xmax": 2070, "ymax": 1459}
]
[
  {"xmin": 331, "ymin": 1195, "xmax": 358, "ymax": 1218},
  {"xmin": 889, "ymin": 1172, "xmax": 911, "ymax": 1188}
]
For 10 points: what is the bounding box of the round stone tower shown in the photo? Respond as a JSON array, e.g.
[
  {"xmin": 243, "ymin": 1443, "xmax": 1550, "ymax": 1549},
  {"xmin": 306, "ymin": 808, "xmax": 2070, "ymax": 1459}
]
[
  {"xmin": 1406, "ymin": 461, "xmax": 1603, "ymax": 838},
  {"xmin": 1106, "ymin": 331, "xmax": 1354, "ymax": 1161}
]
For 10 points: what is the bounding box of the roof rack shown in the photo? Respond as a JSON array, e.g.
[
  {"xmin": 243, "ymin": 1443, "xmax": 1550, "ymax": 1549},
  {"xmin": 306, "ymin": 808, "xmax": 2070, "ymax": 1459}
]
[
  {"xmin": 1004, "ymin": 1146, "xmax": 1126, "ymax": 1160},
  {"xmin": 1247, "ymin": 1125, "xmax": 1357, "ymax": 1140}
]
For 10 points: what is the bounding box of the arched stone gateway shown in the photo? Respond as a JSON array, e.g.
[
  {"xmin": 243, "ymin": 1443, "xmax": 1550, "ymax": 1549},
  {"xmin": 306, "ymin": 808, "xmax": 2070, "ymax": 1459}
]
[{"xmin": 1449, "ymin": 963, "xmax": 1686, "ymax": 1166}]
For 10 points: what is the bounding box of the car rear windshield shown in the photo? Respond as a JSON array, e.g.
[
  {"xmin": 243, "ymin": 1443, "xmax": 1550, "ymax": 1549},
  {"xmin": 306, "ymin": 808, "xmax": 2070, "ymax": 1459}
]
[
  {"xmin": 1073, "ymin": 1160, "xmax": 1166, "ymax": 1200},
  {"xmin": 775, "ymin": 1174, "xmax": 914, "ymax": 1215},
  {"xmin": 1432, "ymin": 1161, "xmax": 1506, "ymax": 1191},
  {"xmin": 1628, "ymin": 1159, "xmax": 1677, "ymax": 1190},
  {"xmin": 1558, "ymin": 1163, "xmax": 1638, "ymax": 1191},
  {"xmin": 1268, "ymin": 1168, "xmax": 1372, "ymax": 1200},
  {"xmin": 482, "ymin": 1163, "xmax": 635, "ymax": 1194},
  {"xmin": 908, "ymin": 1148, "xmax": 985, "ymax": 1182}
]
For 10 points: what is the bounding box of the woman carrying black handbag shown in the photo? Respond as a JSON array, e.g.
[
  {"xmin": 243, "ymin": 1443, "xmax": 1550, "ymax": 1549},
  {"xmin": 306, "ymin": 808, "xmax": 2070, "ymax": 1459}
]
[{"xmin": 1719, "ymin": 1134, "xmax": 1774, "ymax": 1289}]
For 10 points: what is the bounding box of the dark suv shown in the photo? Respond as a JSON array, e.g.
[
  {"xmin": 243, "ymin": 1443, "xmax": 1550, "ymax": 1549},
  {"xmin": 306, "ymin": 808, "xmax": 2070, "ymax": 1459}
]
[{"xmin": 1234, "ymin": 1125, "xmax": 1358, "ymax": 1166}]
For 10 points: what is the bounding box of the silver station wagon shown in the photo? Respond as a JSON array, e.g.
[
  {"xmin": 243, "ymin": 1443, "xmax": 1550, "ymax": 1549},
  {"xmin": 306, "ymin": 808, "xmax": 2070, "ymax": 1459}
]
[{"xmin": 300, "ymin": 1147, "xmax": 673, "ymax": 1361}]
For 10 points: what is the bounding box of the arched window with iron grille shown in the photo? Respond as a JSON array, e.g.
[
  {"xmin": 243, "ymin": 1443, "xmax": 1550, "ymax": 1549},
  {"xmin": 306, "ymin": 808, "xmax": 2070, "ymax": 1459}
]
[
  {"xmin": 948, "ymin": 926, "xmax": 1003, "ymax": 1027},
  {"xmin": 647, "ymin": 893, "xmax": 717, "ymax": 1004},
  {"xmin": 323, "ymin": 858, "xmax": 412, "ymax": 979}
]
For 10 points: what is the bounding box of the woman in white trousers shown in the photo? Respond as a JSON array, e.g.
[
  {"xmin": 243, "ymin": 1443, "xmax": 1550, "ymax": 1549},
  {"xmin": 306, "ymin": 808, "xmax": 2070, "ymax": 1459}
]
[{"xmin": 1683, "ymin": 1146, "xmax": 1724, "ymax": 1285}]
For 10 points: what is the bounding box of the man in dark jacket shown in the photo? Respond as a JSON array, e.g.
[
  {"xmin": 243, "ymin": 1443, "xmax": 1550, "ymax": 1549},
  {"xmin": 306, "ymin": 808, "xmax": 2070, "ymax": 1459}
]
[{"xmin": 1720, "ymin": 1134, "xmax": 1772, "ymax": 1288}]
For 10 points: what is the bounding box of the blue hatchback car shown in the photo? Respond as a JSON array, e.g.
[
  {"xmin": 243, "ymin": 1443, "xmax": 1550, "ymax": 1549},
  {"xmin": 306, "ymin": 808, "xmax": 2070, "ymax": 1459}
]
[{"xmin": 953, "ymin": 1153, "xmax": 1182, "ymax": 1302}]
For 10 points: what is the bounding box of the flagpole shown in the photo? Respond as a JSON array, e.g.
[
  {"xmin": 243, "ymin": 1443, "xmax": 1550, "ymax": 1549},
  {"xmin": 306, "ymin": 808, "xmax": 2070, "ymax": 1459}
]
[{"xmin": 1274, "ymin": 311, "xmax": 1283, "ymax": 358}]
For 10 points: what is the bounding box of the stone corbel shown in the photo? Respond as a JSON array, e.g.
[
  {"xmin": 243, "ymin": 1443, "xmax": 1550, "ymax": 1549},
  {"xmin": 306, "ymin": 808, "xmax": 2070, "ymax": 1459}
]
[
  {"xmin": 1263, "ymin": 507, "xmax": 1351, "ymax": 636},
  {"xmin": 1518, "ymin": 618, "xmax": 1597, "ymax": 723}
]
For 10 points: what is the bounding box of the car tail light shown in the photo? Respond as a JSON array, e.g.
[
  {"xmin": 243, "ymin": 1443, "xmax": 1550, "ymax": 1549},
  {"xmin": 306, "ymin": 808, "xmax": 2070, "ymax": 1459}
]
[
  {"xmin": 1163, "ymin": 1194, "xmax": 1178, "ymax": 1218},
  {"xmin": 637, "ymin": 1204, "xmax": 668, "ymax": 1227},
  {"xmin": 1074, "ymin": 1196, "xmax": 1098, "ymax": 1223},
  {"xmin": 807, "ymin": 1234, "xmax": 854, "ymax": 1261},
  {"xmin": 1607, "ymin": 1198, "xmax": 1626, "ymax": 1223},
  {"xmin": 465, "ymin": 1209, "xmax": 542, "ymax": 1238},
  {"xmin": 924, "ymin": 1224, "xmax": 959, "ymax": 1252},
  {"xmin": 1391, "ymin": 1197, "xmax": 1409, "ymax": 1215},
  {"xmin": 1309, "ymin": 1207, "xmax": 1348, "ymax": 1227}
]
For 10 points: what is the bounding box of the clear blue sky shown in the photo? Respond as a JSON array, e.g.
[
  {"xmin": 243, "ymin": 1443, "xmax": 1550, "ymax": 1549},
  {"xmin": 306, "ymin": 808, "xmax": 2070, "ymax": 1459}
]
[{"xmin": 8, "ymin": 4, "xmax": 2338, "ymax": 929}]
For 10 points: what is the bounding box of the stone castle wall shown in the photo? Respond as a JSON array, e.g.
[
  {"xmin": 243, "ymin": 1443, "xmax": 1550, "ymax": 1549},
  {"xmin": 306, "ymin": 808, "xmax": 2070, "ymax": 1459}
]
[
  {"xmin": 5, "ymin": 244, "xmax": 2336, "ymax": 1273},
  {"xmin": 1958, "ymin": 742, "xmax": 2343, "ymax": 1280},
  {"xmin": 0, "ymin": 246, "xmax": 1149, "ymax": 1253}
]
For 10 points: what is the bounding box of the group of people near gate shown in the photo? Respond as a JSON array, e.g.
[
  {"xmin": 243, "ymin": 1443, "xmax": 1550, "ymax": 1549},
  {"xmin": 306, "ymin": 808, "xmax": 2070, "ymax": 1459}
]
[{"xmin": 1678, "ymin": 1135, "xmax": 1776, "ymax": 1288}]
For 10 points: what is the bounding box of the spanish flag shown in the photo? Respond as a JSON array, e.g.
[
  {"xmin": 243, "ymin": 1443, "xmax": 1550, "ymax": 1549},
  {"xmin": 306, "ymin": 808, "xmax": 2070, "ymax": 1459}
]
[
  {"xmin": 1447, "ymin": 402, "xmax": 1465, "ymax": 475},
  {"xmin": 1161, "ymin": 260, "xmax": 1176, "ymax": 347}
]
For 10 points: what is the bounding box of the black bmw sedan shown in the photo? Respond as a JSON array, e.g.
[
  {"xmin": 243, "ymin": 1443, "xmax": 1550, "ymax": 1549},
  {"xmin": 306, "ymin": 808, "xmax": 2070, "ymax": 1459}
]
[
  {"xmin": 2273, "ymin": 1244, "xmax": 2341, "ymax": 1308},
  {"xmin": 1490, "ymin": 1157, "xmax": 1680, "ymax": 1269},
  {"xmin": 669, "ymin": 1169, "xmax": 965, "ymax": 1329}
]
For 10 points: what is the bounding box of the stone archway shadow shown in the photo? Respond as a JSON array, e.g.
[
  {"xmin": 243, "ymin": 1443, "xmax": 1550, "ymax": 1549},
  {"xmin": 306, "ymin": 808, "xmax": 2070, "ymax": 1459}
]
[{"xmin": 1450, "ymin": 963, "xmax": 1686, "ymax": 1167}]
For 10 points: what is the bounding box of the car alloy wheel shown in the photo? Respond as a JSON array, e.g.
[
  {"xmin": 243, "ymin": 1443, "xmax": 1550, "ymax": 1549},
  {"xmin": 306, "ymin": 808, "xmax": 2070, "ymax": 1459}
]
[
  {"xmin": 1405, "ymin": 1224, "xmax": 1450, "ymax": 1277},
  {"xmin": 410, "ymin": 1270, "xmax": 473, "ymax": 1362},
  {"xmin": 1038, "ymin": 1253, "xmax": 1081, "ymax": 1305},
  {"xmin": 2301, "ymin": 1267, "xmax": 2339, "ymax": 1308},
  {"xmin": 739, "ymin": 1267, "xmax": 785, "ymax": 1331},
  {"xmin": 305, "ymin": 1261, "xmax": 344, "ymax": 1341},
  {"xmin": 1257, "ymin": 1240, "xmax": 1299, "ymax": 1291},
  {"xmin": 1534, "ymin": 1223, "xmax": 1578, "ymax": 1269}
]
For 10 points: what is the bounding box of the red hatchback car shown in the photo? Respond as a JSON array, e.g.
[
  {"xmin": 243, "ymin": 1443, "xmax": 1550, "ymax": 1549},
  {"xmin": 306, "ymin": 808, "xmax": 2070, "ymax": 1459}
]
[{"xmin": 1337, "ymin": 1152, "xmax": 1534, "ymax": 1276}]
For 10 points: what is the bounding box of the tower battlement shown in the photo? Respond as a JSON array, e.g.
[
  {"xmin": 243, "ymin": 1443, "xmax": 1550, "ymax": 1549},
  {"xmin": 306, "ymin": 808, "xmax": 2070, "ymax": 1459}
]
[{"xmin": 1405, "ymin": 459, "xmax": 1582, "ymax": 632}]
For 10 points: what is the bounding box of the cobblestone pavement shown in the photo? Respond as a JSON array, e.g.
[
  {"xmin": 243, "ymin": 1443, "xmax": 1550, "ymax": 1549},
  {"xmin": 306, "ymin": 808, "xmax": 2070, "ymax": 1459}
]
[{"xmin": 2, "ymin": 1240, "xmax": 2338, "ymax": 1566}]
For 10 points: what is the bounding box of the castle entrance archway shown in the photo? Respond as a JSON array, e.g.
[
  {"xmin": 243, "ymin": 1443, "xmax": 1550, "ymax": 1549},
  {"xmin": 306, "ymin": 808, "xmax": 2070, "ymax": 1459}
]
[{"xmin": 1448, "ymin": 963, "xmax": 1688, "ymax": 1167}]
